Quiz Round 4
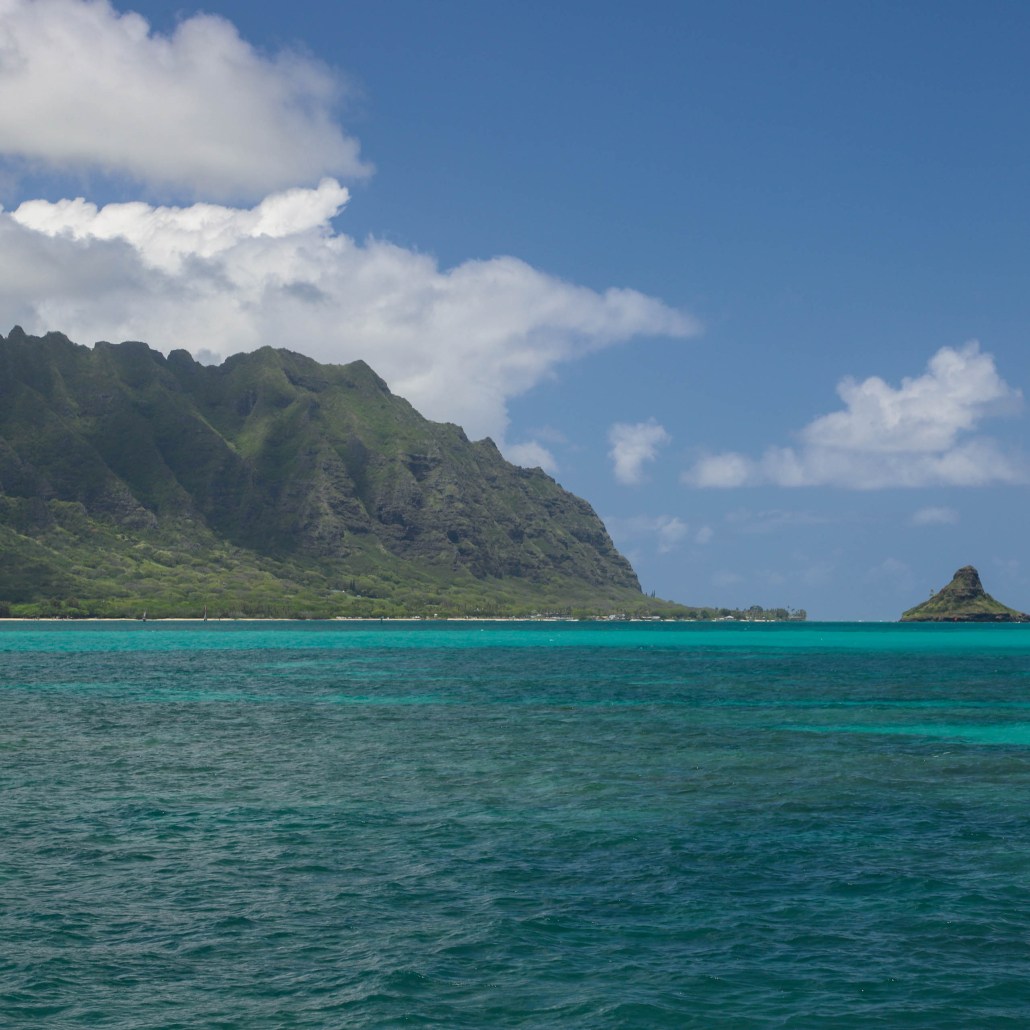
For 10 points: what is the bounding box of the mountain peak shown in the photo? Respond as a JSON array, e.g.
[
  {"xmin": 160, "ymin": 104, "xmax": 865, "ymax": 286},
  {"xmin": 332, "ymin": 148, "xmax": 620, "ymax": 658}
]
[{"xmin": 901, "ymin": 565, "xmax": 1029, "ymax": 622}]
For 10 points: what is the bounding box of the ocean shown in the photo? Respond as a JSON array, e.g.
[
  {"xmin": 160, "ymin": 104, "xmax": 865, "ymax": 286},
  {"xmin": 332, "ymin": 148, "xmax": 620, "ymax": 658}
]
[{"xmin": 3, "ymin": 620, "xmax": 1030, "ymax": 1027}]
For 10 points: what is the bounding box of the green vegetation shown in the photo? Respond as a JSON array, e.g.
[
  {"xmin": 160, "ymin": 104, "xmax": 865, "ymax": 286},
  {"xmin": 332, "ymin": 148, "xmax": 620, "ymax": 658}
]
[
  {"xmin": 900, "ymin": 565, "xmax": 1029, "ymax": 622},
  {"xmin": 0, "ymin": 329, "xmax": 799, "ymax": 621}
]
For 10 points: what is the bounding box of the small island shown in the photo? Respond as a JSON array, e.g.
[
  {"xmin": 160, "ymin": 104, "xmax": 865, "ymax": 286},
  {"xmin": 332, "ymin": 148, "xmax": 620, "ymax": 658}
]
[{"xmin": 900, "ymin": 565, "xmax": 1030, "ymax": 623}]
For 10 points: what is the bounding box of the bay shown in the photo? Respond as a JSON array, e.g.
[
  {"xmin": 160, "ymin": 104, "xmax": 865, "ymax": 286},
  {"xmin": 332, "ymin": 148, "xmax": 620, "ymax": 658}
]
[{"xmin": 3, "ymin": 621, "xmax": 1030, "ymax": 1027}]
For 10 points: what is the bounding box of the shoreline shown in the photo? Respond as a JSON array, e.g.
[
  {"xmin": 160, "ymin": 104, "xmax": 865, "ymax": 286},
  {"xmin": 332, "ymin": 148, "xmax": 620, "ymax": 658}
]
[
  {"xmin": 0, "ymin": 616, "xmax": 634, "ymax": 623},
  {"xmin": 0, "ymin": 615, "xmax": 806, "ymax": 624}
]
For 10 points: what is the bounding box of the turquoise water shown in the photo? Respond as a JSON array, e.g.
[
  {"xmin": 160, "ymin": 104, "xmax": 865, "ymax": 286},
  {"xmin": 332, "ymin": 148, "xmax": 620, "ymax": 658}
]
[{"xmin": 3, "ymin": 621, "xmax": 1030, "ymax": 1027}]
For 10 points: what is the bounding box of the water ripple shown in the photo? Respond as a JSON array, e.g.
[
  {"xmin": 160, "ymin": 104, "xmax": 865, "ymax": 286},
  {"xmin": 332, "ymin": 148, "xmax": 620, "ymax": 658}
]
[{"xmin": 3, "ymin": 623, "xmax": 1030, "ymax": 1025}]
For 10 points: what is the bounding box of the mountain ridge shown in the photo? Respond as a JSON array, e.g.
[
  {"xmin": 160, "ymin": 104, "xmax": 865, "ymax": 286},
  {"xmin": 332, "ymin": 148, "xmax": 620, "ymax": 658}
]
[{"xmin": 0, "ymin": 328, "xmax": 669, "ymax": 618}]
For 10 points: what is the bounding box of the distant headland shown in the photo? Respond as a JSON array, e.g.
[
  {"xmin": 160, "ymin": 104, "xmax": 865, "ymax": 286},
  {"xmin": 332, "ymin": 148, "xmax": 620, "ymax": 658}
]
[
  {"xmin": 0, "ymin": 329, "xmax": 798, "ymax": 621},
  {"xmin": 900, "ymin": 566, "xmax": 1030, "ymax": 623}
]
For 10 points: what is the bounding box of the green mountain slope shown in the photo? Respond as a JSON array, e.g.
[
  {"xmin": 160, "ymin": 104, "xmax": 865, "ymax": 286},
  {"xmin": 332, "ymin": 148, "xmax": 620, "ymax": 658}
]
[
  {"xmin": 0, "ymin": 327, "xmax": 684, "ymax": 618},
  {"xmin": 900, "ymin": 565, "xmax": 1029, "ymax": 622}
]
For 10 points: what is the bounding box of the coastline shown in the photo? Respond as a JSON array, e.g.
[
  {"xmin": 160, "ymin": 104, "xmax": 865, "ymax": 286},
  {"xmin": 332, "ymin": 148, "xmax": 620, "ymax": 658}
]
[
  {"xmin": 0, "ymin": 615, "xmax": 800, "ymax": 623},
  {"xmin": 0, "ymin": 615, "xmax": 646, "ymax": 623}
]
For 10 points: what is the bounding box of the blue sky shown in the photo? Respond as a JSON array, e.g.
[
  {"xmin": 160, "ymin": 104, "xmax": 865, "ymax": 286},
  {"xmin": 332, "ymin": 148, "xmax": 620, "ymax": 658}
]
[{"xmin": 2, "ymin": 0, "xmax": 1029, "ymax": 619}]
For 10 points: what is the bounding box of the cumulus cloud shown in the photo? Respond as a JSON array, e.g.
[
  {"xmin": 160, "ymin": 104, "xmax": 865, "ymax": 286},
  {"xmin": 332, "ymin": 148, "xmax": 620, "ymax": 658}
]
[
  {"xmin": 683, "ymin": 343, "xmax": 1025, "ymax": 489},
  {"xmin": 0, "ymin": 3, "xmax": 696, "ymax": 446},
  {"xmin": 655, "ymin": 516, "xmax": 690, "ymax": 552},
  {"xmin": 688, "ymin": 451, "xmax": 754, "ymax": 489},
  {"xmin": 605, "ymin": 514, "xmax": 708, "ymax": 553},
  {"xmin": 801, "ymin": 343, "xmax": 1020, "ymax": 451},
  {"xmin": 2, "ymin": 182, "xmax": 694, "ymax": 442},
  {"xmin": 608, "ymin": 419, "xmax": 671, "ymax": 485},
  {"xmin": 0, "ymin": 0, "xmax": 368, "ymax": 198},
  {"xmin": 910, "ymin": 506, "xmax": 958, "ymax": 526},
  {"xmin": 505, "ymin": 440, "xmax": 558, "ymax": 473}
]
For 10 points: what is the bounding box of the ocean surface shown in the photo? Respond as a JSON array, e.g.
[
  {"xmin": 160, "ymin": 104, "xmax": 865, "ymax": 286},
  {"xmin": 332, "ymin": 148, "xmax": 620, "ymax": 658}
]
[{"xmin": 3, "ymin": 620, "xmax": 1030, "ymax": 1028}]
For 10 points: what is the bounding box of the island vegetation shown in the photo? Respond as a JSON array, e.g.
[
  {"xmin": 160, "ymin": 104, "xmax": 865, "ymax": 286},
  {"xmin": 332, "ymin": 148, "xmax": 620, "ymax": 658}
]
[
  {"xmin": 0, "ymin": 329, "xmax": 801, "ymax": 621},
  {"xmin": 900, "ymin": 565, "xmax": 1029, "ymax": 623}
]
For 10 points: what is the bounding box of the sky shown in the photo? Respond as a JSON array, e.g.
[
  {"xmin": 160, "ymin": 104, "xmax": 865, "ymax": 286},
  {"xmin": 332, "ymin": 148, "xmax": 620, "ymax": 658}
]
[{"xmin": 1, "ymin": 0, "xmax": 1029, "ymax": 620}]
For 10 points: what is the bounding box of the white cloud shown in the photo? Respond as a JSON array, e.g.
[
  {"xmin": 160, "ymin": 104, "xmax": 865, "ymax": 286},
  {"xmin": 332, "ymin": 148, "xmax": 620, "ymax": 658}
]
[
  {"xmin": 911, "ymin": 506, "xmax": 959, "ymax": 526},
  {"xmin": 605, "ymin": 514, "xmax": 696, "ymax": 553},
  {"xmin": 0, "ymin": 3, "xmax": 697, "ymax": 445},
  {"xmin": 655, "ymin": 517, "xmax": 689, "ymax": 552},
  {"xmin": 683, "ymin": 343, "xmax": 1025, "ymax": 489},
  {"xmin": 0, "ymin": 0, "xmax": 368, "ymax": 198},
  {"xmin": 504, "ymin": 440, "xmax": 558, "ymax": 473},
  {"xmin": 802, "ymin": 342, "xmax": 1020, "ymax": 451},
  {"xmin": 1, "ymin": 182, "xmax": 694, "ymax": 442},
  {"xmin": 608, "ymin": 419, "xmax": 671, "ymax": 485},
  {"xmin": 687, "ymin": 451, "xmax": 756, "ymax": 488}
]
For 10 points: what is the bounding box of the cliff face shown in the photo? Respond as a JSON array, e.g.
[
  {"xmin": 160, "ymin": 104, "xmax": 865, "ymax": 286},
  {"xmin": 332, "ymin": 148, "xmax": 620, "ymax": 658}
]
[
  {"xmin": 900, "ymin": 566, "xmax": 1029, "ymax": 622},
  {"xmin": 0, "ymin": 328, "xmax": 642, "ymax": 615}
]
